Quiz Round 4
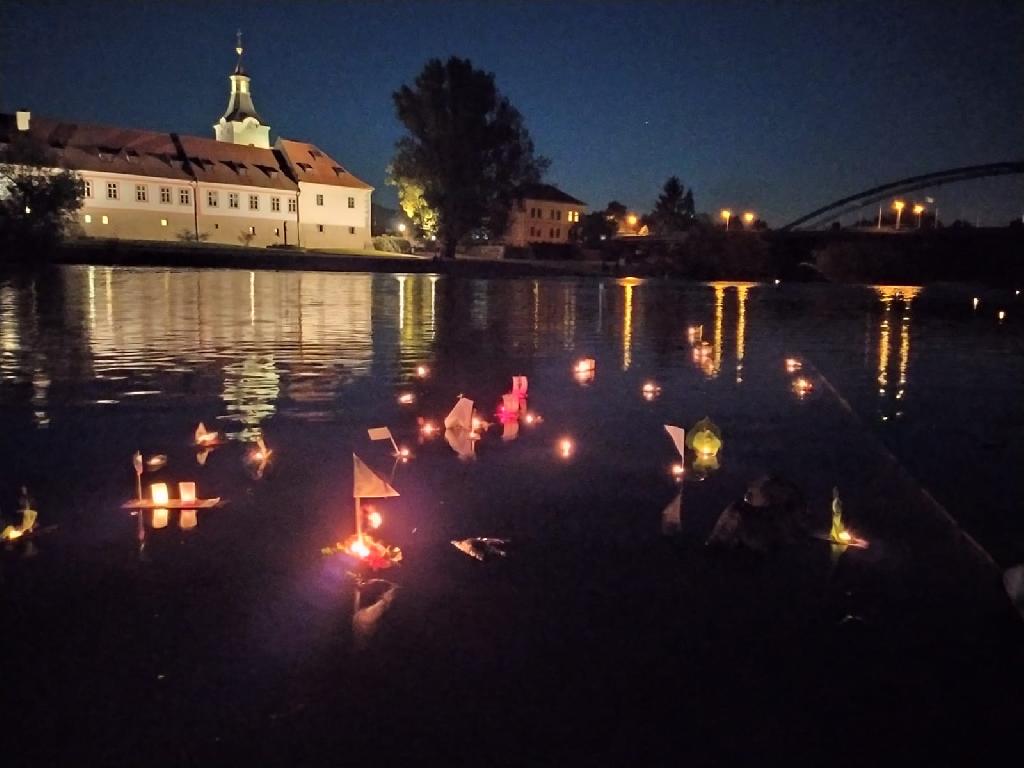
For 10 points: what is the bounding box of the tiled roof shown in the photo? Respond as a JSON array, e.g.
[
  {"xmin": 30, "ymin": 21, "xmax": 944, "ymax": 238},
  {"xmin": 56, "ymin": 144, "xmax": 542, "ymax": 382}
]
[
  {"xmin": 0, "ymin": 113, "xmax": 371, "ymax": 192},
  {"xmin": 276, "ymin": 139, "xmax": 372, "ymax": 190},
  {"xmin": 516, "ymin": 183, "xmax": 586, "ymax": 206}
]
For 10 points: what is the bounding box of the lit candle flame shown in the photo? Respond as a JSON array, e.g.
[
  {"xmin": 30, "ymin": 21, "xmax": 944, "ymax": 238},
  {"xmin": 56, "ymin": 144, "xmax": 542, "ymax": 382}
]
[
  {"xmin": 367, "ymin": 510, "xmax": 383, "ymax": 530},
  {"xmin": 397, "ymin": 393, "xmax": 416, "ymax": 405},
  {"xmin": 350, "ymin": 538, "xmax": 370, "ymax": 559},
  {"xmin": 671, "ymin": 463, "xmax": 685, "ymax": 478}
]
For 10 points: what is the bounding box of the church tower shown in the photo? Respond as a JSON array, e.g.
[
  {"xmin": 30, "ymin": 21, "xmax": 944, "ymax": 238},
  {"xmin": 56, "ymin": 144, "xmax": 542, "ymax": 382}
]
[{"xmin": 214, "ymin": 32, "xmax": 271, "ymax": 148}]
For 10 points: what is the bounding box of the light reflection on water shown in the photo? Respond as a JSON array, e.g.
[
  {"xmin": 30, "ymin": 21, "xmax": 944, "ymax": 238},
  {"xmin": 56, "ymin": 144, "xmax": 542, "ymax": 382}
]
[{"xmin": 0, "ymin": 266, "xmax": 1021, "ymax": 564}]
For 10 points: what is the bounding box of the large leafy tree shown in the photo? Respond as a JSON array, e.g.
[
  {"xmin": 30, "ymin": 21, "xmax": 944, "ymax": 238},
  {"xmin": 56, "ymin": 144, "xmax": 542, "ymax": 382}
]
[
  {"xmin": 0, "ymin": 137, "xmax": 84, "ymax": 250},
  {"xmin": 386, "ymin": 165, "xmax": 438, "ymax": 239},
  {"xmin": 392, "ymin": 57, "xmax": 548, "ymax": 258},
  {"xmin": 648, "ymin": 176, "xmax": 696, "ymax": 236}
]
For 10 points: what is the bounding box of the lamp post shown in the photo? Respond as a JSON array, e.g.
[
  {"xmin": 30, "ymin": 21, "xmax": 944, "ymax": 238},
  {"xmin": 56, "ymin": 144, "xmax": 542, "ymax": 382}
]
[
  {"xmin": 720, "ymin": 209, "xmax": 732, "ymax": 231},
  {"xmin": 742, "ymin": 212, "xmax": 755, "ymax": 228},
  {"xmin": 893, "ymin": 200, "xmax": 905, "ymax": 230},
  {"xmin": 913, "ymin": 204, "xmax": 925, "ymax": 229}
]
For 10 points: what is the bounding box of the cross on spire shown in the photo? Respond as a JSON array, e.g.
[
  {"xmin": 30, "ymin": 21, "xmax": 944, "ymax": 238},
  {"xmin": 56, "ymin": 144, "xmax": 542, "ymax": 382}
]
[{"xmin": 235, "ymin": 29, "xmax": 243, "ymax": 57}]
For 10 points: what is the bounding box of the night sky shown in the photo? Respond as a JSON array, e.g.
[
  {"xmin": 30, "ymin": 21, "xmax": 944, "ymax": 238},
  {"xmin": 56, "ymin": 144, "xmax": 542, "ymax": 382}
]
[{"xmin": 3, "ymin": 1, "xmax": 1022, "ymax": 225}]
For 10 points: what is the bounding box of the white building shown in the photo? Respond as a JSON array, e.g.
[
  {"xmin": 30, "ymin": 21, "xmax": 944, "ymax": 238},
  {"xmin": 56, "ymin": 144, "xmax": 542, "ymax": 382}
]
[
  {"xmin": 0, "ymin": 36, "xmax": 372, "ymax": 250},
  {"xmin": 504, "ymin": 183, "xmax": 587, "ymax": 248}
]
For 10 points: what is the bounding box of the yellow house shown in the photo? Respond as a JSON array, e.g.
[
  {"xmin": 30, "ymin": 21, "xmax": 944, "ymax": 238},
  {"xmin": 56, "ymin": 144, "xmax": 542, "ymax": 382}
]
[{"xmin": 504, "ymin": 183, "xmax": 587, "ymax": 247}]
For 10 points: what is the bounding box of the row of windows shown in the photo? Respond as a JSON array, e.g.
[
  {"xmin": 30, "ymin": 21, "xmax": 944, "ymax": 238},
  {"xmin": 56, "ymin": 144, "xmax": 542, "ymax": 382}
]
[
  {"xmin": 528, "ymin": 226, "xmax": 562, "ymax": 238},
  {"xmin": 82, "ymin": 213, "xmax": 357, "ymax": 237},
  {"xmin": 84, "ymin": 180, "xmax": 355, "ymax": 211},
  {"xmin": 527, "ymin": 207, "xmax": 579, "ymax": 222}
]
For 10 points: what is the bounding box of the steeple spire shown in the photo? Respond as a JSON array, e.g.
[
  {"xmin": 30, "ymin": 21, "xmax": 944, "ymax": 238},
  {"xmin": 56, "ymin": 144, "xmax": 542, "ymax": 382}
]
[{"xmin": 213, "ymin": 30, "xmax": 271, "ymax": 148}]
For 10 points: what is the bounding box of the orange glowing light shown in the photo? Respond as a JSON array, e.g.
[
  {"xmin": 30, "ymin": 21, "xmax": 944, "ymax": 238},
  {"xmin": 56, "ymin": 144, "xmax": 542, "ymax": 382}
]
[
  {"xmin": 558, "ymin": 438, "xmax": 574, "ymax": 458},
  {"xmin": 178, "ymin": 482, "xmax": 196, "ymax": 504},
  {"xmin": 838, "ymin": 530, "xmax": 852, "ymax": 543},
  {"xmin": 524, "ymin": 413, "xmax": 536, "ymax": 425},
  {"xmin": 686, "ymin": 325, "xmax": 702, "ymax": 344},
  {"xmin": 150, "ymin": 483, "xmax": 169, "ymax": 505},
  {"xmin": 671, "ymin": 463, "xmax": 685, "ymax": 478},
  {"xmin": 399, "ymin": 447, "xmax": 410, "ymax": 458},
  {"xmin": 397, "ymin": 393, "xmax": 416, "ymax": 405},
  {"xmin": 415, "ymin": 365, "xmax": 429, "ymax": 378},
  {"xmin": 743, "ymin": 211, "xmax": 755, "ymax": 224},
  {"xmin": 785, "ymin": 358, "xmax": 802, "ymax": 373},
  {"xmin": 626, "ymin": 214, "xmax": 638, "ymax": 227},
  {"xmin": 350, "ymin": 538, "xmax": 371, "ymax": 559},
  {"xmin": 152, "ymin": 508, "xmax": 169, "ymax": 529},
  {"xmin": 145, "ymin": 455, "xmax": 167, "ymax": 471},
  {"xmin": 792, "ymin": 377, "xmax": 814, "ymax": 396},
  {"xmin": 998, "ymin": 310, "xmax": 1006, "ymax": 321},
  {"xmin": 367, "ymin": 510, "xmax": 383, "ymax": 530},
  {"xmin": 420, "ymin": 421, "xmax": 436, "ymax": 436},
  {"xmin": 575, "ymin": 358, "xmax": 596, "ymax": 374}
]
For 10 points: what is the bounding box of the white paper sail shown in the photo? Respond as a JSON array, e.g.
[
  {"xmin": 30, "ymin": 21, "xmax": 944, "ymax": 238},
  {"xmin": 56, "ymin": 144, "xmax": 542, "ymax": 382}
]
[
  {"xmin": 353, "ymin": 582, "xmax": 399, "ymax": 651},
  {"xmin": 661, "ymin": 494, "xmax": 682, "ymax": 535},
  {"xmin": 502, "ymin": 393, "xmax": 520, "ymax": 415},
  {"xmin": 445, "ymin": 427, "xmax": 476, "ymax": 460},
  {"xmin": 353, "ymin": 453, "xmax": 400, "ymax": 498},
  {"xmin": 664, "ymin": 425, "xmax": 686, "ymax": 459},
  {"xmin": 132, "ymin": 451, "xmax": 143, "ymax": 475},
  {"xmin": 444, "ymin": 397, "xmax": 474, "ymax": 430},
  {"xmin": 512, "ymin": 376, "xmax": 528, "ymax": 396},
  {"xmin": 195, "ymin": 422, "xmax": 208, "ymax": 441}
]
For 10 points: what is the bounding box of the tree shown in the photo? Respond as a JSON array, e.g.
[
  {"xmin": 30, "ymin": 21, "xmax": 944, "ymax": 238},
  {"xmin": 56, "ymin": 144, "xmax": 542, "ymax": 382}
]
[
  {"xmin": 572, "ymin": 210, "xmax": 617, "ymax": 247},
  {"xmin": 647, "ymin": 176, "xmax": 696, "ymax": 236},
  {"xmin": 386, "ymin": 165, "xmax": 438, "ymax": 239},
  {"xmin": 0, "ymin": 136, "xmax": 84, "ymax": 250},
  {"xmin": 392, "ymin": 57, "xmax": 548, "ymax": 258},
  {"xmin": 605, "ymin": 200, "xmax": 627, "ymax": 220}
]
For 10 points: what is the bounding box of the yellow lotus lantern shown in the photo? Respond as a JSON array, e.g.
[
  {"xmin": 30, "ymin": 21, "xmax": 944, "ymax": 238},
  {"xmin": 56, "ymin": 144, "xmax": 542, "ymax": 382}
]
[{"xmin": 687, "ymin": 417, "xmax": 722, "ymax": 459}]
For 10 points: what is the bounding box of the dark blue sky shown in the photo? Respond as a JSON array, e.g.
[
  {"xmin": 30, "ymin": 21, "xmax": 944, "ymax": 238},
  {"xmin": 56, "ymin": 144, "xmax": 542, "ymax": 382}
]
[{"xmin": 3, "ymin": 1, "xmax": 1022, "ymax": 225}]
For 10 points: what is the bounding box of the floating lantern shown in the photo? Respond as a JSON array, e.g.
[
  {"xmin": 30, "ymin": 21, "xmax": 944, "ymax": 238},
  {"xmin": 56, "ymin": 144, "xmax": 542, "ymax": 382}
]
[
  {"xmin": 152, "ymin": 508, "xmax": 169, "ymax": 529},
  {"xmin": 511, "ymin": 376, "xmax": 528, "ymax": 398},
  {"xmin": 179, "ymin": 509, "xmax": 198, "ymax": 530},
  {"xmin": 785, "ymin": 358, "xmax": 802, "ymax": 373},
  {"xmin": 774, "ymin": 279, "xmax": 781, "ymax": 286},
  {"xmin": 998, "ymin": 310, "xmax": 1006, "ymax": 321},
  {"xmin": 686, "ymin": 325, "xmax": 703, "ymax": 345},
  {"xmin": 827, "ymin": 488, "xmax": 868, "ymax": 548},
  {"xmin": 397, "ymin": 392, "xmax": 416, "ymax": 405},
  {"xmin": 150, "ymin": 483, "xmax": 169, "ymax": 506},
  {"xmin": 642, "ymin": 381, "xmax": 661, "ymax": 401},
  {"xmin": 692, "ymin": 453, "xmax": 720, "ymax": 474},
  {"xmin": 558, "ymin": 438, "xmax": 574, "ymax": 459},
  {"xmin": 367, "ymin": 509, "xmax": 383, "ymax": 530},
  {"xmin": 194, "ymin": 422, "xmax": 219, "ymax": 447},
  {"xmin": 420, "ymin": 420, "xmax": 437, "ymax": 437},
  {"xmin": 145, "ymin": 455, "xmax": 167, "ymax": 471},
  {"xmin": 178, "ymin": 482, "xmax": 197, "ymax": 504},
  {"xmin": 792, "ymin": 377, "xmax": 814, "ymax": 397},
  {"xmin": 523, "ymin": 412, "xmax": 542, "ymax": 425},
  {"xmin": 415, "ymin": 365, "xmax": 429, "ymax": 378},
  {"xmin": 972, "ymin": 297, "xmax": 979, "ymax": 310},
  {"xmin": 573, "ymin": 358, "xmax": 596, "ymax": 385},
  {"xmin": 687, "ymin": 417, "xmax": 722, "ymax": 458}
]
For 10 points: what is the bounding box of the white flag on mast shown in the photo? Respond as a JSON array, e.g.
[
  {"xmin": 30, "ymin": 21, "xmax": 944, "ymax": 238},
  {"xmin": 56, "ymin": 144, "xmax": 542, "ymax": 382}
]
[
  {"xmin": 664, "ymin": 425, "xmax": 686, "ymax": 459},
  {"xmin": 353, "ymin": 454, "xmax": 400, "ymax": 499},
  {"xmin": 367, "ymin": 427, "xmax": 393, "ymax": 442}
]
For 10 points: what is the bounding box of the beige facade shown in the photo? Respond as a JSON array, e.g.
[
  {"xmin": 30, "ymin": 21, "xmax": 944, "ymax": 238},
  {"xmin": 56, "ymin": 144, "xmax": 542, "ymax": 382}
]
[{"xmin": 504, "ymin": 184, "xmax": 587, "ymax": 248}]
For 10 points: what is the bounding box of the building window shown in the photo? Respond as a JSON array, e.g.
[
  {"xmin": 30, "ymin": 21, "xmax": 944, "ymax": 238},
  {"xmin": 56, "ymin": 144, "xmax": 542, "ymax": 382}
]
[
  {"xmin": 101, "ymin": 215, "xmax": 109, "ymax": 225},
  {"xmin": 318, "ymin": 224, "xmax": 325, "ymax": 233},
  {"xmin": 274, "ymin": 227, "xmax": 280, "ymax": 236},
  {"xmin": 84, "ymin": 180, "xmax": 93, "ymax": 198},
  {"xmin": 207, "ymin": 191, "xmax": 219, "ymax": 208},
  {"xmin": 316, "ymin": 194, "xmax": 324, "ymax": 206},
  {"xmin": 550, "ymin": 228, "xmax": 555, "ymax": 238},
  {"xmin": 135, "ymin": 184, "xmax": 147, "ymax": 202},
  {"xmin": 106, "ymin": 182, "xmax": 118, "ymax": 200},
  {"xmin": 348, "ymin": 226, "xmax": 355, "ymax": 234},
  {"xmin": 249, "ymin": 194, "xmax": 259, "ymax": 211},
  {"xmin": 179, "ymin": 188, "xmax": 191, "ymax": 206},
  {"xmin": 348, "ymin": 196, "xmax": 355, "ymax": 209},
  {"xmin": 84, "ymin": 214, "xmax": 92, "ymax": 224},
  {"xmin": 248, "ymin": 226, "xmax": 256, "ymax": 235},
  {"xmin": 271, "ymin": 197, "xmax": 280, "ymax": 212},
  {"xmin": 287, "ymin": 198, "xmax": 297, "ymax": 213},
  {"xmin": 160, "ymin": 219, "xmax": 167, "ymax": 227},
  {"xmin": 160, "ymin": 187, "xmax": 171, "ymax": 204},
  {"xmin": 229, "ymin": 192, "xmax": 239, "ymax": 209},
  {"xmin": 557, "ymin": 228, "xmax": 561, "ymax": 238}
]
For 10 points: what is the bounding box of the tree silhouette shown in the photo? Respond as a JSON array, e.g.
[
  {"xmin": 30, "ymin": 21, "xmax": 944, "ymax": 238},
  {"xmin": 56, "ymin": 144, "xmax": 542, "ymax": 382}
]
[
  {"xmin": 392, "ymin": 57, "xmax": 548, "ymax": 258},
  {"xmin": 648, "ymin": 176, "xmax": 696, "ymax": 236}
]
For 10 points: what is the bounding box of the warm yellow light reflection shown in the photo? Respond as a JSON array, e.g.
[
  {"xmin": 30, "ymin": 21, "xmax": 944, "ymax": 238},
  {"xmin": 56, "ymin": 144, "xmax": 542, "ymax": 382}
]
[
  {"xmin": 397, "ymin": 392, "xmax": 416, "ymax": 405},
  {"xmin": 415, "ymin": 364, "xmax": 429, "ymax": 378},
  {"xmin": 152, "ymin": 508, "xmax": 169, "ymax": 529},
  {"xmin": 622, "ymin": 281, "xmax": 633, "ymax": 370},
  {"xmin": 626, "ymin": 214, "xmax": 638, "ymax": 227},
  {"xmin": 420, "ymin": 420, "xmax": 437, "ymax": 437},
  {"xmin": 785, "ymin": 358, "xmax": 802, "ymax": 373},
  {"xmin": 150, "ymin": 483, "xmax": 169, "ymax": 505},
  {"xmin": 180, "ymin": 509, "xmax": 198, "ymax": 530}
]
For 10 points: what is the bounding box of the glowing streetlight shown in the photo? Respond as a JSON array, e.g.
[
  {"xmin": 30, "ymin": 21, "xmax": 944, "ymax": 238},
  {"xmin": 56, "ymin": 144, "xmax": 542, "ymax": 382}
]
[
  {"xmin": 398, "ymin": 223, "xmax": 407, "ymax": 234},
  {"xmin": 742, "ymin": 212, "xmax": 755, "ymax": 226},
  {"xmin": 893, "ymin": 200, "xmax": 905, "ymax": 230},
  {"xmin": 626, "ymin": 214, "xmax": 638, "ymax": 228},
  {"xmin": 720, "ymin": 209, "xmax": 732, "ymax": 230},
  {"xmin": 913, "ymin": 204, "xmax": 925, "ymax": 229}
]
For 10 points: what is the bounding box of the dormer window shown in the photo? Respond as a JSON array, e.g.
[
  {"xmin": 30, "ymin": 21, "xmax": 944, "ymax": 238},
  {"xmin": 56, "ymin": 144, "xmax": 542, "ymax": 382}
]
[
  {"xmin": 332, "ymin": 166, "xmax": 346, "ymax": 176},
  {"xmin": 308, "ymin": 149, "xmax": 323, "ymax": 159},
  {"xmin": 297, "ymin": 162, "xmax": 312, "ymax": 172}
]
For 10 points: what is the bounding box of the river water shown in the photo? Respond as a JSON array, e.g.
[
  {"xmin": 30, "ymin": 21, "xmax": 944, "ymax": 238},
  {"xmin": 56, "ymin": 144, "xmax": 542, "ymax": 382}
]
[{"xmin": 1, "ymin": 266, "xmax": 1021, "ymax": 763}]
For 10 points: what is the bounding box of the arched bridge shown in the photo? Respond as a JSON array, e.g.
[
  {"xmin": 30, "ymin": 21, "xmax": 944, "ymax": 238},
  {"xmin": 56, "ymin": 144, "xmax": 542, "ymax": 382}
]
[{"xmin": 781, "ymin": 161, "xmax": 1024, "ymax": 231}]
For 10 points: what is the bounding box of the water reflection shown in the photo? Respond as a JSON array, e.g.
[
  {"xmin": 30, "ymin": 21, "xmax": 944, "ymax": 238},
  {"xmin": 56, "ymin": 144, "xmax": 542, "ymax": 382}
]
[{"xmin": 873, "ymin": 286, "xmax": 920, "ymax": 420}]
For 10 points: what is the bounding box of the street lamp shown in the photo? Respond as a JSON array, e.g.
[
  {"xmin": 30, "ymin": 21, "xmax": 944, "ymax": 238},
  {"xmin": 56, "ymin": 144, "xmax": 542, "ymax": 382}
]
[
  {"xmin": 626, "ymin": 213, "xmax": 638, "ymax": 228},
  {"xmin": 913, "ymin": 204, "xmax": 925, "ymax": 229},
  {"xmin": 742, "ymin": 212, "xmax": 755, "ymax": 227},
  {"xmin": 720, "ymin": 209, "xmax": 732, "ymax": 230},
  {"xmin": 892, "ymin": 200, "xmax": 905, "ymax": 230}
]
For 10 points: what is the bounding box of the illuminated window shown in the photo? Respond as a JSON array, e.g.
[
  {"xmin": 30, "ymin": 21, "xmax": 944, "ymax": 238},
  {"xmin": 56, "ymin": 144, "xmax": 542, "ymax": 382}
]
[
  {"xmin": 271, "ymin": 196, "xmax": 280, "ymax": 212},
  {"xmin": 348, "ymin": 226, "xmax": 355, "ymax": 234},
  {"xmin": 106, "ymin": 182, "xmax": 118, "ymax": 200},
  {"xmin": 316, "ymin": 194, "xmax": 324, "ymax": 206},
  {"xmin": 207, "ymin": 191, "xmax": 218, "ymax": 208},
  {"xmin": 347, "ymin": 196, "xmax": 355, "ymax": 208},
  {"xmin": 84, "ymin": 214, "xmax": 92, "ymax": 224},
  {"xmin": 229, "ymin": 192, "xmax": 239, "ymax": 209},
  {"xmin": 287, "ymin": 198, "xmax": 297, "ymax": 213},
  {"xmin": 135, "ymin": 184, "xmax": 147, "ymax": 202},
  {"xmin": 83, "ymin": 180, "xmax": 93, "ymax": 198},
  {"xmin": 101, "ymin": 215, "xmax": 109, "ymax": 224},
  {"xmin": 249, "ymin": 194, "xmax": 259, "ymax": 211},
  {"xmin": 248, "ymin": 226, "xmax": 255, "ymax": 235},
  {"xmin": 159, "ymin": 187, "xmax": 171, "ymax": 204},
  {"xmin": 179, "ymin": 188, "xmax": 191, "ymax": 206},
  {"xmin": 318, "ymin": 224, "xmax": 325, "ymax": 233},
  {"xmin": 160, "ymin": 219, "xmax": 167, "ymax": 227}
]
